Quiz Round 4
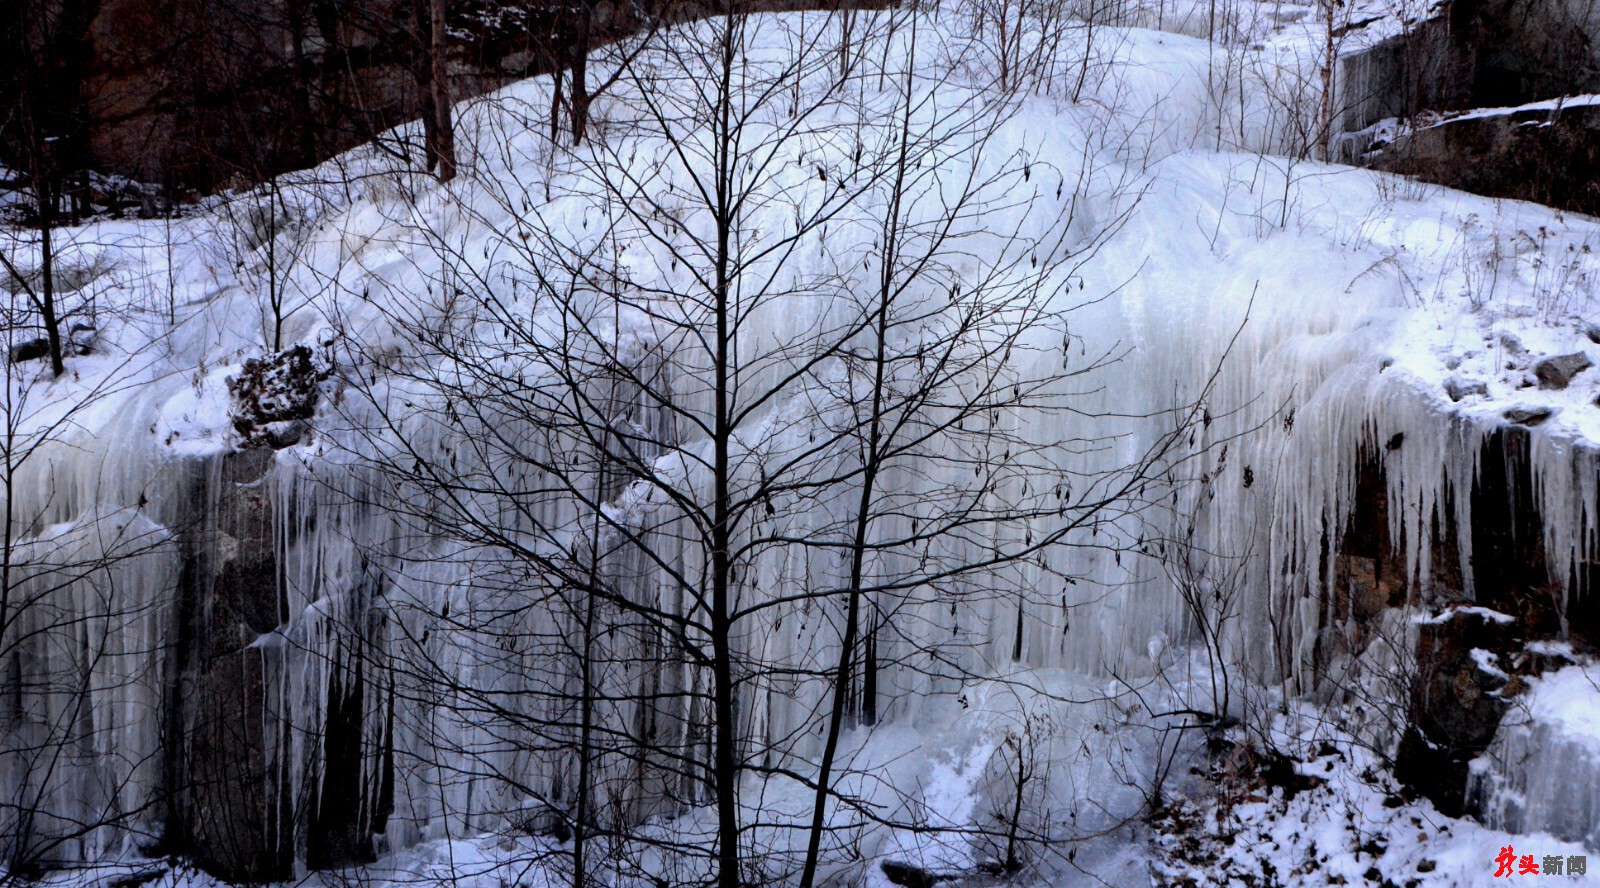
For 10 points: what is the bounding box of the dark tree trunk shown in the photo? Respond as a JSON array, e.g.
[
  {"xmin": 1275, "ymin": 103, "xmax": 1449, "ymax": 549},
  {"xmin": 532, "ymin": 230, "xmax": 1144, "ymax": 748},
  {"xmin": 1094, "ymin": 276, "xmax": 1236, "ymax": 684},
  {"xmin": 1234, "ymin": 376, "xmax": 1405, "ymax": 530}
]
[
  {"xmin": 412, "ymin": 0, "xmax": 454, "ymax": 181},
  {"xmin": 29, "ymin": 163, "xmax": 65, "ymax": 378},
  {"xmin": 428, "ymin": 0, "xmax": 454, "ymax": 181},
  {"xmin": 569, "ymin": 6, "xmax": 592, "ymax": 145}
]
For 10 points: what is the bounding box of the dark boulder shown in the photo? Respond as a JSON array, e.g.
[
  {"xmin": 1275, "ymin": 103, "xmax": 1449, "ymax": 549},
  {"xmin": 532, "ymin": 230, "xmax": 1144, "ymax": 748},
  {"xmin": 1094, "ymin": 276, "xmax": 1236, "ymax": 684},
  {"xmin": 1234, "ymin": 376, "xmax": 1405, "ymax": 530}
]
[
  {"xmin": 1395, "ymin": 606, "xmax": 1516, "ymax": 815},
  {"xmin": 9, "ymin": 337, "xmax": 51, "ymax": 364},
  {"xmin": 1503, "ymin": 405, "xmax": 1555, "ymax": 426},
  {"xmin": 1534, "ymin": 352, "xmax": 1592, "ymax": 390},
  {"xmin": 1444, "ymin": 376, "xmax": 1489, "ymax": 402}
]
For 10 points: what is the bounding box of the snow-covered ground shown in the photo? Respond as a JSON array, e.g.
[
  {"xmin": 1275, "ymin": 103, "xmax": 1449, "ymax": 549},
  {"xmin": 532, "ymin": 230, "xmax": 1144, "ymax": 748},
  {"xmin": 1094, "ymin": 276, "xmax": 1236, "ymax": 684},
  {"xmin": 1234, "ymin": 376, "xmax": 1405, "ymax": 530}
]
[
  {"xmin": 19, "ymin": 662, "xmax": 1600, "ymax": 886},
  {"xmin": 1152, "ymin": 702, "xmax": 1599, "ymax": 887}
]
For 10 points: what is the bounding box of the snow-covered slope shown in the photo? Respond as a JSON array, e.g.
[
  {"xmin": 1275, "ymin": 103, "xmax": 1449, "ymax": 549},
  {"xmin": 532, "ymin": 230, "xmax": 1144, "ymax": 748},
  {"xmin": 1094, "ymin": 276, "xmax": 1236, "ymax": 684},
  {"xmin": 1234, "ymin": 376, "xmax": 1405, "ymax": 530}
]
[{"xmin": 2, "ymin": 5, "xmax": 1599, "ymax": 885}]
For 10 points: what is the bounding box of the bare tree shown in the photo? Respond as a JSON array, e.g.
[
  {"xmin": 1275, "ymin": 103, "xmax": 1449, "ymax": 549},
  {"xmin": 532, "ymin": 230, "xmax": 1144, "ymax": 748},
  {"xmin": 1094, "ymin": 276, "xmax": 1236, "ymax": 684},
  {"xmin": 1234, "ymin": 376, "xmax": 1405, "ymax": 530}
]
[
  {"xmin": 201, "ymin": 176, "xmax": 323, "ymax": 353},
  {"xmin": 254, "ymin": 6, "xmax": 1235, "ymax": 887}
]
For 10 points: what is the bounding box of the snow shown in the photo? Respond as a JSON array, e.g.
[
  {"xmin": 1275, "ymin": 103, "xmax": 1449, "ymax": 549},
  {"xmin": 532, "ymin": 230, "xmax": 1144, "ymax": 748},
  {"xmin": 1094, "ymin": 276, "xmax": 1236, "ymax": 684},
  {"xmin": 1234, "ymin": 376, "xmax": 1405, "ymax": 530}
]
[
  {"xmin": 2, "ymin": 0, "xmax": 1599, "ymax": 883},
  {"xmin": 1524, "ymin": 666, "xmax": 1600, "ymax": 747},
  {"xmin": 1437, "ymin": 93, "xmax": 1600, "ymax": 125},
  {"xmin": 1414, "ymin": 606, "xmax": 1516, "ymax": 625},
  {"xmin": 1528, "ymin": 639, "xmax": 1580, "ymax": 660},
  {"xmin": 1472, "ymin": 648, "xmax": 1511, "ymax": 681},
  {"xmin": 1155, "ymin": 698, "xmax": 1597, "ymax": 887}
]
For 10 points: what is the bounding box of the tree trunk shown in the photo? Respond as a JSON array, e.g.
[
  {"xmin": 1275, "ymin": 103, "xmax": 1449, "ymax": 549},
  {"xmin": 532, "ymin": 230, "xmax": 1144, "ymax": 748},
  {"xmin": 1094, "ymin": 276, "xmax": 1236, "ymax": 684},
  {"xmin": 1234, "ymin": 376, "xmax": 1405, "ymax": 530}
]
[
  {"xmin": 711, "ymin": 16, "xmax": 741, "ymax": 886},
  {"xmin": 1320, "ymin": 0, "xmax": 1336, "ymax": 160},
  {"xmin": 413, "ymin": 0, "xmax": 454, "ymax": 181},
  {"xmin": 569, "ymin": 7, "xmax": 592, "ymax": 145},
  {"xmin": 429, "ymin": 0, "xmax": 455, "ymax": 181},
  {"xmin": 796, "ymin": 35, "xmax": 915, "ymax": 883},
  {"xmin": 36, "ymin": 180, "xmax": 64, "ymax": 378}
]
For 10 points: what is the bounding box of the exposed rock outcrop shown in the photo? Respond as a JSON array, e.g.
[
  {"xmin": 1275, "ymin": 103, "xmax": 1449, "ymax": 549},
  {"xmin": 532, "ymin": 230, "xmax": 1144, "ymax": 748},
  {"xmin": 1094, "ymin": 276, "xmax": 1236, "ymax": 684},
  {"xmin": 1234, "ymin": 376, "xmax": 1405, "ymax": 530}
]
[
  {"xmin": 1394, "ymin": 607, "xmax": 1514, "ymax": 817},
  {"xmin": 67, "ymin": 0, "xmax": 618, "ymax": 194},
  {"xmin": 166, "ymin": 443, "xmax": 391, "ymax": 880},
  {"xmin": 7, "ymin": 0, "xmax": 886, "ymax": 198},
  {"xmin": 1327, "ymin": 425, "xmax": 1599, "ymax": 817},
  {"xmin": 168, "ymin": 447, "xmax": 289, "ymax": 880},
  {"xmin": 1337, "ymin": 0, "xmax": 1600, "ymax": 213},
  {"xmin": 1371, "ymin": 103, "xmax": 1600, "ymax": 217}
]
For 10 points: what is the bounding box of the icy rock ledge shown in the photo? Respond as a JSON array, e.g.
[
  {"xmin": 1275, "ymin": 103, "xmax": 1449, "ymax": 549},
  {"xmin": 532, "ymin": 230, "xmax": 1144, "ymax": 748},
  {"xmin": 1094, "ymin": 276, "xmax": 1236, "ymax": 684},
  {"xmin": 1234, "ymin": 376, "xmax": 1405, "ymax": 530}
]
[{"xmin": 1468, "ymin": 663, "xmax": 1600, "ymax": 850}]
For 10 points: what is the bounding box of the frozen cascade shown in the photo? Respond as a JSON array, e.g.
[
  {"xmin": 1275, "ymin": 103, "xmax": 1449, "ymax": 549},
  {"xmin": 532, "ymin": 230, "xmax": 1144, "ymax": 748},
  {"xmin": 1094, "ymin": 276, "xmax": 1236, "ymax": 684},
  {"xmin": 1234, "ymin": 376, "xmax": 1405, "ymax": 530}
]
[
  {"xmin": 0, "ymin": 377, "xmax": 198, "ymax": 865},
  {"xmin": 1469, "ymin": 664, "xmax": 1600, "ymax": 849},
  {"xmin": 252, "ymin": 177, "xmax": 1600, "ymax": 865},
  {"xmin": 0, "ymin": 509, "xmax": 178, "ymax": 863},
  {"xmin": 2, "ymin": 8, "xmax": 1600, "ymax": 873}
]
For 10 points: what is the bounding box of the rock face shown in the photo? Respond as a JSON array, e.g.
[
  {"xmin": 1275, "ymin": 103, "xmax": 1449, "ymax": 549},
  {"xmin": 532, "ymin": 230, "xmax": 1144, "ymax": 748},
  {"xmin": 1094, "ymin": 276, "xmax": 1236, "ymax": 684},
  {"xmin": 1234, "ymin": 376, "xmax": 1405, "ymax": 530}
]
[
  {"xmin": 168, "ymin": 447, "xmax": 291, "ymax": 880},
  {"xmin": 9, "ymin": 0, "xmax": 877, "ymax": 197},
  {"xmin": 165, "ymin": 445, "xmax": 391, "ymax": 880},
  {"xmin": 1337, "ymin": 0, "xmax": 1600, "ymax": 214},
  {"xmin": 1448, "ymin": 0, "xmax": 1600, "ymax": 105},
  {"xmin": 1340, "ymin": 0, "xmax": 1600, "ymax": 133},
  {"xmin": 1336, "ymin": 14, "xmax": 1471, "ymax": 137},
  {"xmin": 1394, "ymin": 608, "xmax": 1514, "ymax": 817},
  {"xmin": 1371, "ymin": 104, "xmax": 1600, "ymax": 217},
  {"xmin": 1319, "ymin": 457, "xmax": 1412, "ymax": 681},
  {"xmin": 1329, "ymin": 426, "xmax": 1600, "ymax": 817},
  {"xmin": 181, "ymin": 650, "xmax": 282, "ymax": 879}
]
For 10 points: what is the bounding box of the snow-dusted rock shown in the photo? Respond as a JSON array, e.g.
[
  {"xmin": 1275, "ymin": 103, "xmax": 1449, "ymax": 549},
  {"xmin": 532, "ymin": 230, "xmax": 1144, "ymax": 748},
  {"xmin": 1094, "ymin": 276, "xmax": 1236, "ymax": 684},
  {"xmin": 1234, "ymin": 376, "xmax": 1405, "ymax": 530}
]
[{"xmin": 1534, "ymin": 351, "xmax": 1593, "ymax": 389}]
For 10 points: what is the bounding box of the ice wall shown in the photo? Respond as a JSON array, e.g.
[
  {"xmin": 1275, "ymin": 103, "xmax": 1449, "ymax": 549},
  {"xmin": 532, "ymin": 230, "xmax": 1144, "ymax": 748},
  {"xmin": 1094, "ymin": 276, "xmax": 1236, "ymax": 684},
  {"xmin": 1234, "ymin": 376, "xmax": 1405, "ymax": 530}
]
[
  {"xmin": 1469, "ymin": 664, "xmax": 1600, "ymax": 849},
  {"xmin": 0, "ymin": 380, "xmax": 197, "ymax": 867},
  {"xmin": 4, "ymin": 7, "xmax": 1600, "ymax": 876}
]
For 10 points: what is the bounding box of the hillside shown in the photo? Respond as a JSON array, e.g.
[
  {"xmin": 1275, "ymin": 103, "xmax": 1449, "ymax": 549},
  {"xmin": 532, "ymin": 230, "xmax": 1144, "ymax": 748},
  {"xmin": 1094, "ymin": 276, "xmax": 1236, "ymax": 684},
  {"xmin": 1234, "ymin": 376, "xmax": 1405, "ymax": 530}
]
[{"xmin": 0, "ymin": 5, "xmax": 1598, "ymax": 887}]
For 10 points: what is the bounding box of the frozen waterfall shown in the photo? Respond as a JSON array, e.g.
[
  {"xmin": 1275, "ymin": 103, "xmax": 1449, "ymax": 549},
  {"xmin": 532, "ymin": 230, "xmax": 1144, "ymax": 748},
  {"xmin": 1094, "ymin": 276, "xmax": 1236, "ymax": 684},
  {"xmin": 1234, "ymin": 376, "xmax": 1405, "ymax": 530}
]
[{"xmin": 1, "ymin": 7, "xmax": 1599, "ymax": 879}]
